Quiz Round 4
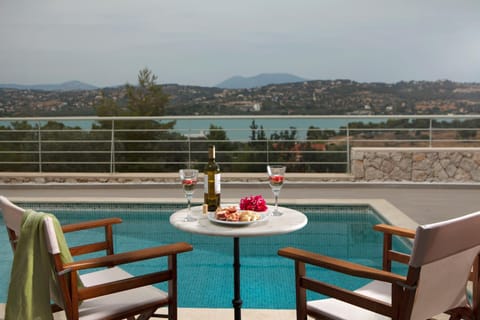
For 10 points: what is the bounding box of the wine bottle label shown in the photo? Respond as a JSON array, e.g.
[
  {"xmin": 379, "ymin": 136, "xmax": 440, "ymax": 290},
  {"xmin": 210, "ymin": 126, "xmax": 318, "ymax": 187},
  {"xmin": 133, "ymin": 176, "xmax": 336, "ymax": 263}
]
[
  {"xmin": 214, "ymin": 173, "xmax": 221, "ymax": 193},
  {"xmin": 204, "ymin": 173, "xmax": 221, "ymax": 194}
]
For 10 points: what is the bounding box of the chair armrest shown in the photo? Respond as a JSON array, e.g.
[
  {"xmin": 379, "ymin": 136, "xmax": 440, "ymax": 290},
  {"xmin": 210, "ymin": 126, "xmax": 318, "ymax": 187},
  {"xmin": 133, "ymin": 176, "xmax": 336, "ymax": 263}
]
[
  {"xmin": 278, "ymin": 247, "xmax": 406, "ymax": 284},
  {"xmin": 374, "ymin": 224, "xmax": 414, "ymax": 269},
  {"xmin": 64, "ymin": 242, "xmax": 193, "ymax": 271},
  {"xmin": 373, "ymin": 224, "xmax": 416, "ymax": 239},
  {"xmin": 62, "ymin": 218, "xmax": 122, "ymax": 256},
  {"xmin": 62, "ymin": 218, "xmax": 123, "ymax": 233}
]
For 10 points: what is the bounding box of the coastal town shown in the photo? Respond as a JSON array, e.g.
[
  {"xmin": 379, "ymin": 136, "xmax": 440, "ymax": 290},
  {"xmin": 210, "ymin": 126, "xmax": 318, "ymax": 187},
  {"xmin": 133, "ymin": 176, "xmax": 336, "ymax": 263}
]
[{"xmin": 1, "ymin": 79, "xmax": 480, "ymax": 117}]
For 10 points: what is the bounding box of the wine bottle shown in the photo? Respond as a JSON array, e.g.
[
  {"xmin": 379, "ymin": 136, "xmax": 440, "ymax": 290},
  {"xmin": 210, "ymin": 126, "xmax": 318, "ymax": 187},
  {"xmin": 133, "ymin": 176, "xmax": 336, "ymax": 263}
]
[{"xmin": 204, "ymin": 145, "xmax": 221, "ymax": 211}]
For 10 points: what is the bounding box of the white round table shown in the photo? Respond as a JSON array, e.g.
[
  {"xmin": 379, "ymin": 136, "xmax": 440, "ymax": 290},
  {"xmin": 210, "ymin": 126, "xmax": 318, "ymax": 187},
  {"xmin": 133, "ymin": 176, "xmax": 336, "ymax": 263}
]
[{"xmin": 170, "ymin": 205, "xmax": 307, "ymax": 320}]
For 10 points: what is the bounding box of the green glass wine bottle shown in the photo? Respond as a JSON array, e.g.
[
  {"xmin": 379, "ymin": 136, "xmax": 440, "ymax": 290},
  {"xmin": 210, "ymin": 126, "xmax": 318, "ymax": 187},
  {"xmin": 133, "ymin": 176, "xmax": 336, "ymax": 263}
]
[{"xmin": 203, "ymin": 145, "xmax": 221, "ymax": 211}]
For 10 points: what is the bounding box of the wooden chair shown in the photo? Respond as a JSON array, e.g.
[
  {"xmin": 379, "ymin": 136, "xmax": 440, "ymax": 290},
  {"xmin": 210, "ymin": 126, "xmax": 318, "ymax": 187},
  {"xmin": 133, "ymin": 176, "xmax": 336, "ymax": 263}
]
[
  {"xmin": 1, "ymin": 195, "xmax": 193, "ymax": 320},
  {"xmin": 279, "ymin": 211, "xmax": 480, "ymax": 320}
]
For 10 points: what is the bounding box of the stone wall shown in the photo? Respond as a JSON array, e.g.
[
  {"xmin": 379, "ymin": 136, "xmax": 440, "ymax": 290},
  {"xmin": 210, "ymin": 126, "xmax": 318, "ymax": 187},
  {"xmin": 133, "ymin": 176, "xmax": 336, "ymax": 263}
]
[
  {"xmin": 2, "ymin": 149, "xmax": 479, "ymax": 184},
  {"xmin": 351, "ymin": 148, "xmax": 480, "ymax": 183},
  {"xmin": 0, "ymin": 172, "xmax": 353, "ymax": 184}
]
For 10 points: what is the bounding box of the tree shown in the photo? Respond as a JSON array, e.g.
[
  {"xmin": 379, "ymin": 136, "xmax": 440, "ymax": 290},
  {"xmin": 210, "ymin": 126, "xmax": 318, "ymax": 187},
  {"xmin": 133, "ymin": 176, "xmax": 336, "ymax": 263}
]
[
  {"xmin": 249, "ymin": 120, "xmax": 266, "ymax": 142},
  {"xmin": 250, "ymin": 120, "xmax": 258, "ymax": 141},
  {"xmin": 269, "ymin": 127, "xmax": 297, "ymax": 163},
  {"xmin": 125, "ymin": 68, "xmax": 169, "ymax": 116},
  {"xmin": 235, "ymin": 120, "xmax": 268, "ymax": 172},
  {"xmin": 93, "ymin": 68, "xmax": 182, "ymax": 172},
  {"xmin": 306, "ymin": 126, "xmax": 336, "ymax": 141},
  {"xmin": 206, "ymin": 124, "xmax": 228, "ymax": 141},
  {"xmin": 95, "ymin": 90, "xmax": 119, "ymax": 116},
  {"xmin": 204, "ymin": 124, "xmax": 234, "ymax": 168},
  {"xmin": 95, "ymin": 68, "xmax": 169, "ymax": 117}
]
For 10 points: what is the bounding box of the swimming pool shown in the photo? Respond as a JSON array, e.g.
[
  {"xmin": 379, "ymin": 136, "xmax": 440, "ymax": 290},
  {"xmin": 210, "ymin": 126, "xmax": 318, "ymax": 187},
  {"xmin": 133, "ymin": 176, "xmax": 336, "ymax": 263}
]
[{"xmin": 0, "ymin": 202, "xmax": 411, "ymax": 309}]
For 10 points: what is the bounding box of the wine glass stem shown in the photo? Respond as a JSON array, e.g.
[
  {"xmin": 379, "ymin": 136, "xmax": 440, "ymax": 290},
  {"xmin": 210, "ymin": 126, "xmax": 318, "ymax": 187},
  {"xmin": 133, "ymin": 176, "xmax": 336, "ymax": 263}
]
[
  {"xmin": 274, "ymin": 193, "xmax": 278, "ymax": 212},
  {"xmin": 183, "ymin": 193, "xmax": 197, "ymax": 222},
  {"xmin": 187, "ymin": 195, "xmax": 192, "ymax": 212}
]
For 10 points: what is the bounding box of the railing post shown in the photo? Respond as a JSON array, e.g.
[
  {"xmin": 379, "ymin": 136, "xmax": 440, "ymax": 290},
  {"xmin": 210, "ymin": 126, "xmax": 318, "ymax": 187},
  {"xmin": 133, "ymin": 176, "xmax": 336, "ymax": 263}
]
[
  {"xmin": 429, "ymin": 118, "xmax": 433, "ymax": 147},
  {"xmin": 266, "ymin": 137, "xmax": 270, "ymax": 164},
  {"xmin": 188, "ymin": 135, "xmax": 191, "ymax": 168},
  {"xmin": 110, "ymin": 119, "xmax": 115, "ymax": 173},
  {"xmin": 346, "ymin": 123, "xmax": 350, "ymax": 174},
  {"xmin": 37, "ymin": 122, "xmax": 42, "ymax": 173}
]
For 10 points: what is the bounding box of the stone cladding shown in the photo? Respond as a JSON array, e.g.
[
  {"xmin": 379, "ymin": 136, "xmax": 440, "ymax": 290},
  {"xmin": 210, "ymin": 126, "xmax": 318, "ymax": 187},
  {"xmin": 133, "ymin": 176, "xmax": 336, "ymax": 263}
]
[
  {"xmin": 1, "ymin": 148, "xmax": 479, "ymax": 184},
  {"xmin": 351, "ymin": 148, "xmax": 480, "ymax": 183}
]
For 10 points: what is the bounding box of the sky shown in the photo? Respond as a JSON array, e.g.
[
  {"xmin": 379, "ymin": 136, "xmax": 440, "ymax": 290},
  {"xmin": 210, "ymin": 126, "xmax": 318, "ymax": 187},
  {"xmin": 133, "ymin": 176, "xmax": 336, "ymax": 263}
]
[{"xmin": 1, "ymin": 0, "xmax": 480, "ymax": 88}]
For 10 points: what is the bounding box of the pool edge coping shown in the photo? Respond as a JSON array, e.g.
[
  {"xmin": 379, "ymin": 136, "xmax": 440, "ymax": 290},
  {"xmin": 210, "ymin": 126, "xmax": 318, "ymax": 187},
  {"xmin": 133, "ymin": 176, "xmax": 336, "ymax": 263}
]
[{"xmin": 7, "ymin": 196, "xmax": 419, "ymax": 230}]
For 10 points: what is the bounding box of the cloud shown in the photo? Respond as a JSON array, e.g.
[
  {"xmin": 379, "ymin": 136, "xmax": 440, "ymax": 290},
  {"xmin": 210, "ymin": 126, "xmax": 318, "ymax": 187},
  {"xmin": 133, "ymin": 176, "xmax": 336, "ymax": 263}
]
[{"xmin": 1, "ymin": 0, "xmax": 479, "ymax": 86}]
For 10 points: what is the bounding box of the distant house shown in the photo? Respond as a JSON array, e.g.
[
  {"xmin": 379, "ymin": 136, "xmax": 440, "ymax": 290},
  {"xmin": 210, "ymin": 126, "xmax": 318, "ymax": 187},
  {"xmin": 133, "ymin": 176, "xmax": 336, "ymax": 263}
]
[
  {"xmin": 184, "ymin": 130, "xmax": 207, "ymax": 139},
  {"xmin": 270, "ymin": 142, "xmax": 327, "ymax": 162},
  {"xmin": 309, "ymin": 143, "xmax": 327, "ymax": 151},
  {"xmin": 252, "ymin": 103, "xmax": 262, "ymax": 112}
]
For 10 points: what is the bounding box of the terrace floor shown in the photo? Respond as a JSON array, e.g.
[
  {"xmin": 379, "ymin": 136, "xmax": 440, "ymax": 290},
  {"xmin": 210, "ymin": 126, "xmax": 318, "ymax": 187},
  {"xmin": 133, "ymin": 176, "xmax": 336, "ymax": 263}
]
[
  {"xmin": 1, "ymin": 181, "xmax": 479, "ymax": 319},
  {"xmin": 1, "ymin": 181, "xmax": 478, "ymax": 225}
]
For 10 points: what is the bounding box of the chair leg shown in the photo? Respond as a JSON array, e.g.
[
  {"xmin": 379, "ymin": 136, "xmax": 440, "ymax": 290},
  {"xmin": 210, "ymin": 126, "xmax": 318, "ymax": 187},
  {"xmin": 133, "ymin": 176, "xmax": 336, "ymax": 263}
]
[
  {"xmin": 136, "ymin": 308, "xmax": 157, "ymax": 320},
  {"xmin": 168, "ymin": 254, "xmax": 178, "ymax": 320},
  {"xmin": 472, "ymin": 255, "xmax": 480, "ymax": 320},
  {"xmin": 295, "ymin": 261, "xmax": 307, "ymax": 320}
]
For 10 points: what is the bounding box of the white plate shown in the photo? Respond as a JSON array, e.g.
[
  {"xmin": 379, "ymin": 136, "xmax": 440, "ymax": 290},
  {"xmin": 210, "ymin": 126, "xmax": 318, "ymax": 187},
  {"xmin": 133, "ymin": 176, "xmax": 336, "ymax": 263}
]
[{"xmin": 207, "ymin": 211, "xmax": 268, "ymax": 226}]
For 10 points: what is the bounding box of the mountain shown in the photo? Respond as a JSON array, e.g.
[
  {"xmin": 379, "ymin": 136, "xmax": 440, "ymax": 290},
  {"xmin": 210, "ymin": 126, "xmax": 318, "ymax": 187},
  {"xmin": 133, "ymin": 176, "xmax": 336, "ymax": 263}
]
[
  {"xmin": 216, "ymin": 73, "xmax": 307, "ymax": 89},
  {"xmin": 0, "ymin": 80, "xmax": 97, "ymax": 91}
]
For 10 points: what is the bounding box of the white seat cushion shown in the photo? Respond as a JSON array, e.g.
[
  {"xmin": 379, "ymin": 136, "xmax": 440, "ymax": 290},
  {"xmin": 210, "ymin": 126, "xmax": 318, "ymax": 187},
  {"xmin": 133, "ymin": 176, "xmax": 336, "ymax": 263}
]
[
  {"xmin": 307, "ymin": 280, "xmax": 391, "ymax": 320},
  {"xmin": 78, "ymin": 267, "xmax": 168, "ymax": 320}
]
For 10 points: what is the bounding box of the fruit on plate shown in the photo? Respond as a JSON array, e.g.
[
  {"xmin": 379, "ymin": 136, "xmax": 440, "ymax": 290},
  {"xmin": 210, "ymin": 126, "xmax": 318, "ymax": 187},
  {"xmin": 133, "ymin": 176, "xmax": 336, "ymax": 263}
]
[
  {"xmin": 239, "ymin": 211, "xmax": 260, "ymax": 222},
  {"xmin": 215, "ymin": 206, "xmax": 260, "ymax": 222},
  {"xmin": 215, "ymin": 206, "xmax": 238, "ymax": 221}
]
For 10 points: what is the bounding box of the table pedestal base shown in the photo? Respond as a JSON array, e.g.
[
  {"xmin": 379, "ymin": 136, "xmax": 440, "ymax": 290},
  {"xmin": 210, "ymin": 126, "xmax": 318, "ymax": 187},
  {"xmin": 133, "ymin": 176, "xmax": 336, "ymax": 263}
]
[{"xmin": 232, "ymin": 237, "xmax": 242, "ymax": 320}]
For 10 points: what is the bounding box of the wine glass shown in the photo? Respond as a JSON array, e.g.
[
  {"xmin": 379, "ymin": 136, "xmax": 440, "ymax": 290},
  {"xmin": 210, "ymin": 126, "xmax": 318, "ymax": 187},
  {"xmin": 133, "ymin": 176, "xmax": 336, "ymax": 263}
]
[
  {"xmin": 179, "ymin": 169, "xmax": 198, "ymax": 222},
  {"xmin": 267, "ymin": 165, "xmax": 286, "ymax": 216}
]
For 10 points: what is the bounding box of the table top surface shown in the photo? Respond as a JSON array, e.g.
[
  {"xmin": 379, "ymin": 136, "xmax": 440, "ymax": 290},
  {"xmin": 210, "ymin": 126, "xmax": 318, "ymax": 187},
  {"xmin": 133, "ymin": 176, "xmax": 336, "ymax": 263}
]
[{"xmin": 169, "ymin": 205, "xmax": 308, "ymax": 238}]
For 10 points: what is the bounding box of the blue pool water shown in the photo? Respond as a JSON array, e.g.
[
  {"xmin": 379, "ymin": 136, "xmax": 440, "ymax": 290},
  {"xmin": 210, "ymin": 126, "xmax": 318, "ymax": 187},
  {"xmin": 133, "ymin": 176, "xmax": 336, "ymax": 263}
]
[{"xmin": 0, "ymin": 203, "xmax": 411, "ymax": 309}]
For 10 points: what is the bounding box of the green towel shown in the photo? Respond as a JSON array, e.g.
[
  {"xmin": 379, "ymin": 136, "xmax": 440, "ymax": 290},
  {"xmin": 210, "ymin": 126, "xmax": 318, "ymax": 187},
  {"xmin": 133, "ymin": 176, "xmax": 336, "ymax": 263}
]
[{"xmin": 5, "ymin": 210, "xmax": 80, "ymax": 320}]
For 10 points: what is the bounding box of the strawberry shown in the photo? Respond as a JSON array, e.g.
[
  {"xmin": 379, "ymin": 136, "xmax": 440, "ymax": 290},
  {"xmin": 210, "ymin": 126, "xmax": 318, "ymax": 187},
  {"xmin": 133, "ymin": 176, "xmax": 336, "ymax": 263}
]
[
  {"xmin": 182, "ymin": 179, "xmax": 194, "ymax": 185},
  {"xmin": 270, "ymin": 175, "xmax": 284, "ymax": 184}
]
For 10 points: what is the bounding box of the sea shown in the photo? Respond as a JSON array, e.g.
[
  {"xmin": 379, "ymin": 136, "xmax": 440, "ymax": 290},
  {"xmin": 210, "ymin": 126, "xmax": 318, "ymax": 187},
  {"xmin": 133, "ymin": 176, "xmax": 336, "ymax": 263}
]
[{"xmin": 1, "ymin": 117, "xmax": 387, "ymax": 140}]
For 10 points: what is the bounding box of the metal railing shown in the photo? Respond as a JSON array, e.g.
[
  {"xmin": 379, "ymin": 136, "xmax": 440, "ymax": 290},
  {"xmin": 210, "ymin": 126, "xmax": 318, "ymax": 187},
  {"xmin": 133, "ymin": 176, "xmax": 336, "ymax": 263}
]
[{"xmin": 1, "ymin": 115, "xmax": 479, "ymax": 173}]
